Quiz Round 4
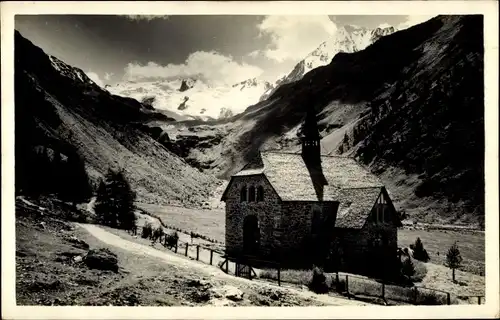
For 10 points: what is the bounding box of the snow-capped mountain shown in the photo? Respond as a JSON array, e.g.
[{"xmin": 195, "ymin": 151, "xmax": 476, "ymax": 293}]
[
  {"xmin": 49, "ymin": 55, "xmax": 97, "ymax": 86},
  {"xmin": 107, "ymin": 77, "xmax": 271, "ymax": 121},
  {"xmin": 260, "ymin": 25, "xmax": 396, "ymax": 100},
  {"xmin": 108, "ymin": 24, "xmax": 395, "ymax": 120}
]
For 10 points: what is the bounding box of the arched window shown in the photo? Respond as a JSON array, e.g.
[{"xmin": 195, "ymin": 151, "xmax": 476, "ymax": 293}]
[
  {"xmin": 240, "ymin": 186, "xmax": 247, "ymax": 202},
  {"xmin": 248, "ymin": 185, "xmax": 256, "ymax": 202},
  {"xmin": 256, "ymin": 186, "xmax": 264, "ymax": 202}
]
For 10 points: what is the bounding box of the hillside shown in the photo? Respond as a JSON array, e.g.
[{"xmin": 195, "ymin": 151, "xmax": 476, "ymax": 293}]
[
  {"xmin": 14, "ymin": 30, "xmax": 222, "ymax": 207},
  {"xmin": 160, "ymin": 15, "xmax": 484, "ymax": 226}
]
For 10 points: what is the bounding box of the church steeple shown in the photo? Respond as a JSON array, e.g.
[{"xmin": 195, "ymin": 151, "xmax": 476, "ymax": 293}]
[{"xmin": 301, "ymin": 108, "xmax": 321, "ymax": 166}]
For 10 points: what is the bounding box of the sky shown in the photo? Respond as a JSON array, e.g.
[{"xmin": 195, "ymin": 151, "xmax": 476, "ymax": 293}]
[{"xmin": 15, "ymin": 15, "xmax": 435, "ymax": 87}]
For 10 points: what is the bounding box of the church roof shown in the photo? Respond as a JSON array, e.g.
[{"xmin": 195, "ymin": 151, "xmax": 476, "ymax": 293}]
[
  {"xmin": 225, "ymin": 151, "xmax": 393, "ymax": 229},
  {"xmin": 234, "ymin": 151, "xmax": 383, "ymax": 201},
  {"xmin": 335, "ymin": 187, "xmax": 383, "ymax": 228}
]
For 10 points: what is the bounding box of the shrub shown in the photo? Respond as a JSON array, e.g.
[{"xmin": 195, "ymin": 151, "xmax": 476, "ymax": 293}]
[
  {"xmin": 153, "ymin": 226, "xmax": 163, "ymax": 242},
  {"xmin": 142, "ymin": 222, "xmax": 153, "ymax": 239},
  {"xmin": 411, "ymin": 259, "xmax": 428, "ymax": 282},
  {"xmin": 308, "ymin": 266, "xmax": 329, "ymax": 294},
  {"xmin": 401, "ymin": 257, "xmax": 416, "ymax": 279},
  {"xmin": 413, "ymin": 237, "xmax": 430, "ymax": 262},
  {"xmin": 164, "ymin": 231, "xmax": 179, "ymax": 248}
]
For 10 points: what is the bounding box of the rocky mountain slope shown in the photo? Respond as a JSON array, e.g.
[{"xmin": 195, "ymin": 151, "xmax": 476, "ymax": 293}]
[
  {"xmin": 15, "ymin": 30, "xmax": 222, "ymax": 207},
  {"xmin": 161, "ymin": 15, "xmax": 484, "ymax": 226}
]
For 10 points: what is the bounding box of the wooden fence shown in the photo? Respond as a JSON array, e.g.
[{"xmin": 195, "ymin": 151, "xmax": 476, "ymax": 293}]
[{"xmin": 130, "ymin": 226, "xmax": 484, "ymax": 306}]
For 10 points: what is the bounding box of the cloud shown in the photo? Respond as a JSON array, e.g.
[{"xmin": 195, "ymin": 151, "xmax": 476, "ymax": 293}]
[
  {"xmin": 377, "ymin": 23, "xmax": 392, "ymax": 29},
  {"xmin": 124, "ymin": 51, "xmax": 263, "ymax": 86},
  {"xmin": 256, "ymin": 15, "xmax": 338, "ymax": 62},
  {"xmin": 247, "ymin": 50, "xmax": 262, "ymax": 58},
  {"xmin": 397, "ymin": 15, "xmax": 436, "ymax": 30},
  {"xmin": 104, "ymin": 72, "xmax": 114, "ymax": 81},
  {"xmin": 123, "ymin": 15, "xmax": 170, "ymax": 22},
  {"xmin": 86, "ymin": 71, "xmax": 104, "ymax": 87}
]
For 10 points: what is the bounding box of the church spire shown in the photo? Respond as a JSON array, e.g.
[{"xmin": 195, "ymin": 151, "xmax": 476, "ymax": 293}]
[
  {"xmin": 301, "ymin": 106, "xmax": 321, "ymax": 166},
  {"xmin": 303, "ymin": 107, "xmax": 320, "ymax": 140}
]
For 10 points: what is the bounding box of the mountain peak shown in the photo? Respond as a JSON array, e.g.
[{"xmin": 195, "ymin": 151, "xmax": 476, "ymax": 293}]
[{"xmin": 260, "ymin": 23, "xmax": 396, "ymax": 101}]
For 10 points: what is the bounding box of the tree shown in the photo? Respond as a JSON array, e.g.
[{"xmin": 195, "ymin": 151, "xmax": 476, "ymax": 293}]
[
  {"xmin": 445, "ymin": 242, "xmax": 463, "ymax": 282},
  {"xmin": 413, "ymin": 237, "xmax": 430, "ymax": 262},
  {"xmin": 59, "ymin": 152, "xmax": 93, "ymax": 206},
  {"xmin": 94, "ymin": 168, "xmax": 136, "ymax": 230}
]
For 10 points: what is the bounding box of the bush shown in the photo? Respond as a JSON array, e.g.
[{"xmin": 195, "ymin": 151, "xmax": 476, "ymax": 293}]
[
  {"xmin": 153, "ymin": 226, "xmax": 164, "ymax": 241},
  {"xmin": 94, "ymin": 168, "xmax": 136, "ymax": 230},
  {"xmin": 164, "ymin": 231, "xmax": 179, "ymax": 248},
  {"xmin": 142, "ymin": 222, "xmax": 153, "ymax": 239},
  {"xmin": 413, "ymin": 237, "xmax": 430, "ymax": 262},
  {"xmin": 411, "ymin": 259, "xmax": 428, "ymax": 282},
  {"xmin": 308, "ymin": 266, "xmax": 329, "ymax": 294},
  {"xmin": 401, "ymin": 257, "xmax": 416, "ymax": 278}
]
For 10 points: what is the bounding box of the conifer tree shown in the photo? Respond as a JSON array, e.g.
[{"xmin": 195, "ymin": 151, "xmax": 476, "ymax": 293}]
[
  {"xmin": 94, "ymin": 168, "xmax": 136, "ymax": 230},
  {"xmin": 446, "ymin": 242, "xmax": 463, "ymax": 282},
  {"xmin": 413, "ymin": 237, "xmax": 430, "ymax": 262}
]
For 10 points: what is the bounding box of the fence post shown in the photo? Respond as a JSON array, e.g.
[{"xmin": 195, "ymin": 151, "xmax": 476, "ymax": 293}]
[
  {"xmin": 447, "ymin": 293, "xmax": 451, "ymax": 305},
  {"xmin": 226, "ymin": 260, "xmax": 229, "ymax": 274},
  {"xmin": 382, "ymin": 283, "xmax": 385, "ymax": 300},
  {"xmin": 196, "ymin": 245, "xmax": 200, "ymax": 261},
  {"xmin": 210, "ymin": 250, "xmax": 213, "ymax": 265},
  {"xmin": 413, "ymin": 287, "xmax": 418, "ymax": 304},
  {"xmin": 478, "ymin": 296, "xmax": 482, "ymax": 305},
  {"xmin": 346, "ymin": 275, "xmax": 349, "ymax": 297},
  {"xmin": 185, "ymin": 243, "xmax": 189, "ymax": 256},
  {"xmin": 278, "ymin": 266, "xmax": 281, "ymax": 286},
  {"xmin": 174, "ymin": 239, "xmax": 178, "ymax": 253}
]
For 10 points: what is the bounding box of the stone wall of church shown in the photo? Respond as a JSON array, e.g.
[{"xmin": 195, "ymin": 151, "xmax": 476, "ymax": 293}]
[
  {"xmin": 329, "ymin": 214, "xmax": 399, "ymax": 277},
  {"xmin": 276, "ymin": 201, "xmax": 338, "ymax": 266},
  {"xmin": 224, "ymin": 174, "xmax": 281, "ymax": 259}
]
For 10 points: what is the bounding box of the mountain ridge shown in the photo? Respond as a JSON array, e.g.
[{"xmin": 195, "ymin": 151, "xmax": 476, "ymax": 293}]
[{"xmin": 15, "ymin": 30, "xmax": 222, "ymax": 208}]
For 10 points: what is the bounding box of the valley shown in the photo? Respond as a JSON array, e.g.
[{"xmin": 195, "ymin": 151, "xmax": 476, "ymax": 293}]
[
  {"xmin": 136, "ymin": 15, "xmax": 485, "ymax": 227},
  {"xmin": 11, "ymin": 13, "xmax": 487, "ymax": 308}
]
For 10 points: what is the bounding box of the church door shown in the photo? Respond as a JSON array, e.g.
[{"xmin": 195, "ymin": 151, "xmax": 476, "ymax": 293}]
[{"xmin": 243, "ymin": 215, "xmax": 260, "ymax": 255}]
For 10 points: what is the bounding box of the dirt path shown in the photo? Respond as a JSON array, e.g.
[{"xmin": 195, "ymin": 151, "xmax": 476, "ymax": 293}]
[{"xmin": 78, "ymin": 223, "xmax": 368, "ymax": 306}]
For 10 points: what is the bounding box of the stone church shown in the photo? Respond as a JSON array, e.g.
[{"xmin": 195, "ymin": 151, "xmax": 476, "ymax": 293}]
[{"xmin": 221, "ymin": 110, "xmax": 402, "ymax": 277}]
